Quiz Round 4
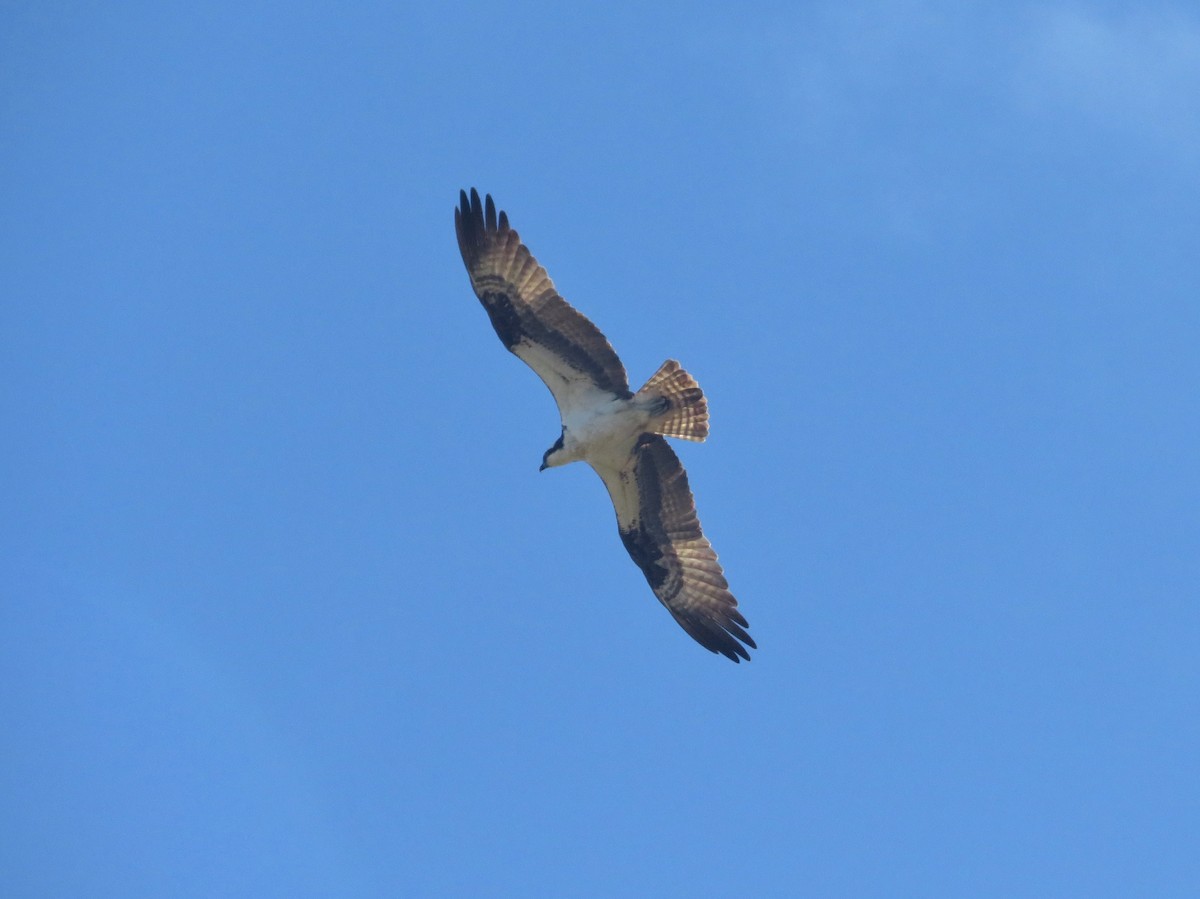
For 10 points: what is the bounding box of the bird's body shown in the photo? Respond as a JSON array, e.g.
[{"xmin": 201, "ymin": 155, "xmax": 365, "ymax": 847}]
[
  {"xmin": 549, "ymin": 394, "xmax": 657, "ymax": 469},
  {"xmin": 454, "ymin": 189, "xmax": 754, "ymax": 662}
]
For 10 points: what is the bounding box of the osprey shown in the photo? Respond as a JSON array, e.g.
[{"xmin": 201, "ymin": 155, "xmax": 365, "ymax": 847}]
[{"xmin": 454, "ymin": 189, "xmax": 755, "ymax": 662}]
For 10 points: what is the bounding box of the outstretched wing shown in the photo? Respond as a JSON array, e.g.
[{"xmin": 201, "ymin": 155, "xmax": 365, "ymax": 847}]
[
  {"xmin": 591, "ymin": 436, "xmax": 755, "ymax": 662},
  {"xmin": 455, "ymin": 188, "xmax": 631, "ymax": 412}
]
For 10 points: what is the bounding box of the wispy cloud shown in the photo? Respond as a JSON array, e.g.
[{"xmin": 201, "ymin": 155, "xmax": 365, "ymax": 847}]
[
  {"xmin": 1014, "ymin": 5, "xmax": 1200, "ymax": 151},
  {"xmin": 750, "ymin": 3, "xmax": 1200, "ymax": 156},
  {"xmin": 718, "ymin": 0, "xmax": 1200, "ymax": 242}
]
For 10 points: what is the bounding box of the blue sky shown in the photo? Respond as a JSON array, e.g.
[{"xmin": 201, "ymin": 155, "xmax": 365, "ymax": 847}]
[{"xmin": 2, "ymin": 2, "xmax": 1197, "ymax": 895}]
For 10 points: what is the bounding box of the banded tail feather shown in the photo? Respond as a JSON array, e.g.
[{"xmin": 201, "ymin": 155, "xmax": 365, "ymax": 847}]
[{"xmin": 637, "ymin": 360, "xmax": 709, "ymax": 442}]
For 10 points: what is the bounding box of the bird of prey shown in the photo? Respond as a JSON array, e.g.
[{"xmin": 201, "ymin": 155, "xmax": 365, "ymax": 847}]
[{"xmin": 454, "ymin": 188, "xmax": 754, "ymax": 662}]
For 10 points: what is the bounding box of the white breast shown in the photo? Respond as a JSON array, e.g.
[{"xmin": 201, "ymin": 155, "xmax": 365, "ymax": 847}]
[{"xmin": 562, "ymin": 395, "xmax": 648, "ymax": 464}]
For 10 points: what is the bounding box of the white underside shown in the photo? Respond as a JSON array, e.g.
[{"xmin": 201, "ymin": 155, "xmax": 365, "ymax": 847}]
[
  {"xmin": 551, "ymin": 393, "xmax": 651, "ymax": 468},
  {"xmin": 510, "ymin": 337, "xmax": 652, "ymax": 469}
]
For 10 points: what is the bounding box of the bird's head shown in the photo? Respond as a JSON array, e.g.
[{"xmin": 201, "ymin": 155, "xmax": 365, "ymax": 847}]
[{"xmin": 539, "ymin": 431, "xmax": 566, "ymax": 472}]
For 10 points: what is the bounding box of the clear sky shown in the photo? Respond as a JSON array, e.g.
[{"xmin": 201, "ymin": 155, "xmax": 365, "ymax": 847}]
[{"xmin": 2, "ymin": 2, "xmax": 1197, "ymax": 896}]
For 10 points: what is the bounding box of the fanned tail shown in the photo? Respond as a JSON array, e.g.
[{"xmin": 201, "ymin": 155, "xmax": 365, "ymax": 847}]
[{"xmin": 636, "ymin": 360, "xmax": 709, "ymax": 442}]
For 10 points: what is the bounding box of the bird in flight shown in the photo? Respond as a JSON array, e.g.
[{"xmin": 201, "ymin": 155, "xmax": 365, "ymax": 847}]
[{"xmin": 454, "ymin": 189, "xmax": 755, "ymax": 662}]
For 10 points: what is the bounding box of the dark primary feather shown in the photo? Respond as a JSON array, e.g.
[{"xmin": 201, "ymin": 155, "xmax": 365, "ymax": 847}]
[
  {"xmin": 604, "ymin": 436, "xmax": 754, "ymax": 662},
  {"xmin": 454, "ymin": 188, "xmax": 631, "ymax": 399}
]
